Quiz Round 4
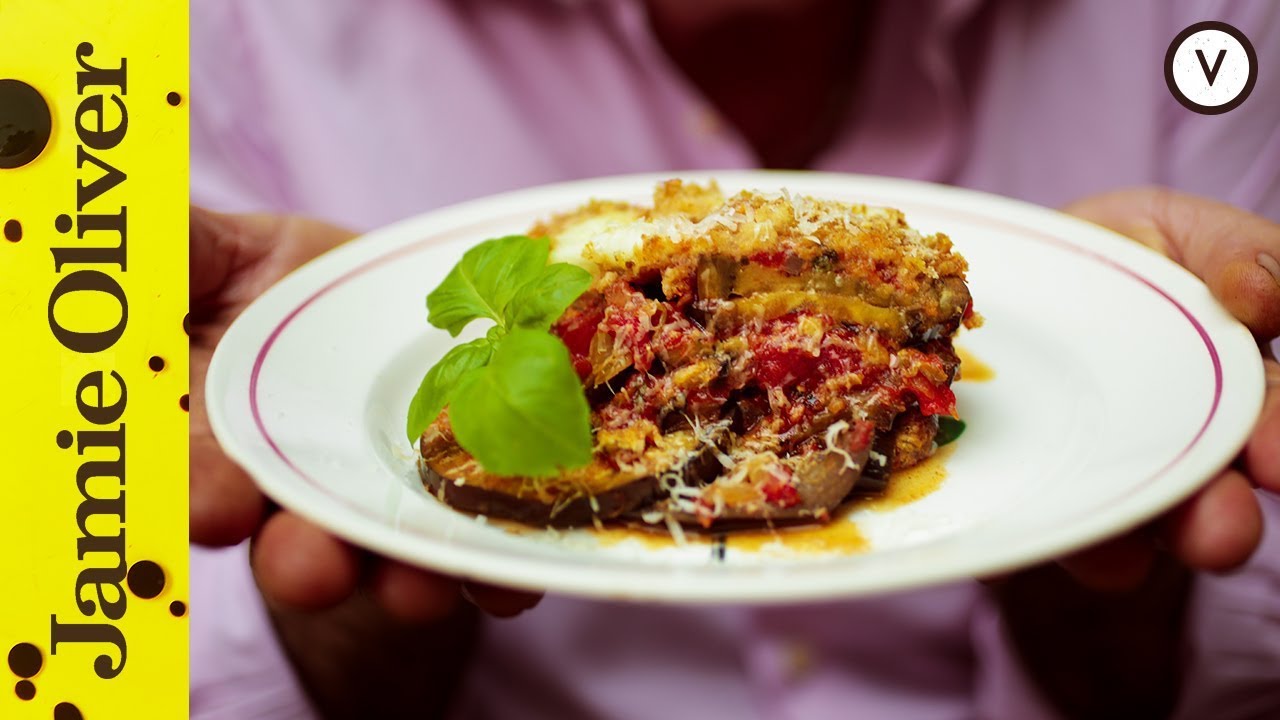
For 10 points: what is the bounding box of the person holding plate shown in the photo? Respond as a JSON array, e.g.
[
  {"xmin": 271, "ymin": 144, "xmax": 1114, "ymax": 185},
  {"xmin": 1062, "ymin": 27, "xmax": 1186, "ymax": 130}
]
[{"xmin": 189, "ymin": 1, "xmax": 1280, "ymax": 718}]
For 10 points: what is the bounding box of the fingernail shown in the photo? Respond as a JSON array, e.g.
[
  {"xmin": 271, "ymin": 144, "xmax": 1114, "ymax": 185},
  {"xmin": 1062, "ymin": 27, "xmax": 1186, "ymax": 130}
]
[{"xmin": 1258, "ymin": 253, "xmax": 1280, "ymax": 288}]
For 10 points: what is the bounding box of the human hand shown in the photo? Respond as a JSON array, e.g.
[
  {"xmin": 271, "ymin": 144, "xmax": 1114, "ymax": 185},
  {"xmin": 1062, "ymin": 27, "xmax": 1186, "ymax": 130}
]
[
  {"xmin": 990, "ymin": 189, "xmax": 1279, "ymax": 717},
  {"xmin": 190, "ymin": 207, "xmax": 542, "ymax": 717},
  {"xmin": 1051, "ymin": 188, "xmax": 1280, "ymax": 591},
  {"xmin": 190, "ymin": 206, "xmax": 541, "ymax": 619}
]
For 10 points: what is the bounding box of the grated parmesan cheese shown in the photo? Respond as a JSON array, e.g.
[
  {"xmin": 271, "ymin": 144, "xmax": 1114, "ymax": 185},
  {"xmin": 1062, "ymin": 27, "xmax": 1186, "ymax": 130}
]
[
  {"xmin": 823, "ymin": 420, "xmax": 860, "ymax": 472},
  {"xmin": 664, "ymin": 515, "xmax": 688, "ymax": 546}
]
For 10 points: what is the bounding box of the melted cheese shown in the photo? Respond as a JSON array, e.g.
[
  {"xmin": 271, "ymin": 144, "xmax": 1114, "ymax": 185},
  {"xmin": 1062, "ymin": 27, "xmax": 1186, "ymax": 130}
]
[{"xmin": 548, "ymin": 209, "xmax": 653, "ymax": 268}]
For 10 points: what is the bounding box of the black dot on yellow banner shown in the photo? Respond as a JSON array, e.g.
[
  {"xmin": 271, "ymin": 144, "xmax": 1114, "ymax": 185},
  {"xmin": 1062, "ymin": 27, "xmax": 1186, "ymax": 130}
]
[
  {"xmin": 0, "ymin": 79, "xmax": 52, "ymax": 169},
  {"xmin": 149, "ymin": 355, "xmax": 166, "ymax": 372},
  {"xmin": 54, "ymin": 702, "xmax": 84, "ymax": 720},
  {"xmin": 126, "ymin": 560, "xmax": 165, "ymax": 599},
  {"xmin": 7, "ymin": 642, "xmax": 41, "ymax": 677},
  {"xmin": 14, "ymin": 680, "xmax": 34, "ymax": 700},
  {"xmin": 180, "ymin": 394, "xmax": 190, "ymax": 412},
  {"xmin": 166, "ymin": 91, "xmax": 182, "ymax": 107},
  {"xmin": 169, "ymin": 600, "xmax": 187, "ymax": 617},
  {"xmin": 3, "ymin": 219, "xmax": 20, "ymax": 242}
]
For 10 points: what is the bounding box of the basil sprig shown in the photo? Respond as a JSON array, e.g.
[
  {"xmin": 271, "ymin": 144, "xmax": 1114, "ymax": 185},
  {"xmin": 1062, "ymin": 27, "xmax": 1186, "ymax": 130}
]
[{"xmin": 406, "ymin": 236, "xmax": 594, "ymax": 476}]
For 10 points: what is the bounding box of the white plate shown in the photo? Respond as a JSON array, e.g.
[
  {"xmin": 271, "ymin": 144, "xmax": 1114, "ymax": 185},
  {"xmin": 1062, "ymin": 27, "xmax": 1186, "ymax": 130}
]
[{"xmin": 207, "ymin": 172, "xmax": 1264, "ymax": 604}]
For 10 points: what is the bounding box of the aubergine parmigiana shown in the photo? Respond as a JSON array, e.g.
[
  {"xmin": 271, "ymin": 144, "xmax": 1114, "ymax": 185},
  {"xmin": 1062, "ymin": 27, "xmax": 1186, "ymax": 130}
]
[{"xmin": 417, "ymin": 180, "xmax": 980, "ymax": 530}]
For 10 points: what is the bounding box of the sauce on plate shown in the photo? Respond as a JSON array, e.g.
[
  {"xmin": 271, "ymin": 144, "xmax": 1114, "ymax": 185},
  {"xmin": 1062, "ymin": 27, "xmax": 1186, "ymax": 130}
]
[{"xmin": 956, "ymin": 345, "xmax": 995, "ymax": 382}]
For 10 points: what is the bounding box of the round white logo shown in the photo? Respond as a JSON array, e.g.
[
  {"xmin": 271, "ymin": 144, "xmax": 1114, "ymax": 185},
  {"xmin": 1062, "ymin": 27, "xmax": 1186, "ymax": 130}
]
[{"xmin": 1165, "ymin": 21, "xmax": 1257, "ymax": 114}]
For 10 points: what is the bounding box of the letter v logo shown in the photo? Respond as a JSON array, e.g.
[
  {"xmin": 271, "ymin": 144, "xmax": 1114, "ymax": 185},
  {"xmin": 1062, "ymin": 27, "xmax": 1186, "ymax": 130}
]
[
  {"xmin": 1166, "ymin": 21, "xmax": 1257, "ymax": 115},
  {"xmin": 1195, "ymin": 48, "xmax": 1226, "ymax": 85}
]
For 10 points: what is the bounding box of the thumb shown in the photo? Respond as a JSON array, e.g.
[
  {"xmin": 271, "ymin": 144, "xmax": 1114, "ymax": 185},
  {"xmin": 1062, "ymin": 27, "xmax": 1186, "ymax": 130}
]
[
  {"xmin": 190, "ymin": 206, "xmax": 358, "ymax": 312},
  {"xmin": 1064, "ymin": 187, "xmax": 1280, "ymax": 339},
  {"xmin": 189, "ymin": 207, "xmax": 357, "ymax": 546},
  {"xmin": 189, "ymin": 206, "xmax": 273, "ymax": 310}
]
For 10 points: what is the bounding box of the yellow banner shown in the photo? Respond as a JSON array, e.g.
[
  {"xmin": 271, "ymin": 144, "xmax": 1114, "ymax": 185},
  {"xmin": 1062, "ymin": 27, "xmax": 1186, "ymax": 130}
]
[{"xmin": 0, "ymin": 1, "xmax": 189, "ymax": 718}]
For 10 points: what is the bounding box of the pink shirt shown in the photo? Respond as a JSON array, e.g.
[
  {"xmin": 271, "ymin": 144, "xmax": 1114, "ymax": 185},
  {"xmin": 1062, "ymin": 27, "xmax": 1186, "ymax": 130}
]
[{"xmin": 190, "ymin": 1, "xmax": 1280, "ymax": 717}]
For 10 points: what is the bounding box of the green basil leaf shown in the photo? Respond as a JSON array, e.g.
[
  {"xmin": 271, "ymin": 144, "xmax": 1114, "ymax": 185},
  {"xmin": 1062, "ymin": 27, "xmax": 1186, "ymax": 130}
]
[
  {"xmin": 449, "ymin": 329, "xmax": 593, "ymax": 476},
  {"xmin": 935, "ymin": 416, "xmax": 966, "ymax": 447},
  {"xmin": 426, "ymin": 235, "xmax": 551, "ymax": 336},
  {"xmin": 507, "ymin": 263, "xmax": 593, "ymax": 330},
  {"xmin": 405, "ymin": 338, "xmax": 493, "ymax": 442}
]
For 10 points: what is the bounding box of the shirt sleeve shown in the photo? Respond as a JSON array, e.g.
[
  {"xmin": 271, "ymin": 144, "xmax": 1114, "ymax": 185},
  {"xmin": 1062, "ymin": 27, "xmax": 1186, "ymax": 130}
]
[
  {"xmin": 190, "ymin": 2, "xmax": 315, "ymax": 717},
  {"xmin": 190, "ymin": 0, "xmax": 293, "ymax": 213},
  {"xmin": 1161, "ymin": 1, "xmax": 1280, "ymax": 219},
  {"xmin": 190, "ymin": 543, "xmax": 317, "ymax": 720},
  {"xmin": 1171, "ymin": 493, "xmax": 1280, "ymax": 719}
]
